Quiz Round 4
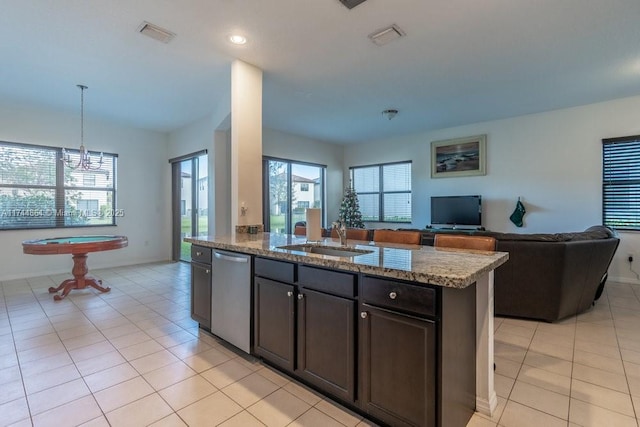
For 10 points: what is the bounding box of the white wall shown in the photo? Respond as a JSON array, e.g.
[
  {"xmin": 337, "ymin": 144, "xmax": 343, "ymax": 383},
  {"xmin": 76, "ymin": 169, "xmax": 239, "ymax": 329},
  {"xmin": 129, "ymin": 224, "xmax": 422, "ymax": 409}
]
[
  {"xmin": 0, "ymin": 102, "xmax": 171, "ymax": 280},
  {"xmin": 263, "ymin": 128, "xmax": 344, "ymax": 226},
  {"xmin": 344, "ymin": 95, "xmax": 640, "ymax": 284}
]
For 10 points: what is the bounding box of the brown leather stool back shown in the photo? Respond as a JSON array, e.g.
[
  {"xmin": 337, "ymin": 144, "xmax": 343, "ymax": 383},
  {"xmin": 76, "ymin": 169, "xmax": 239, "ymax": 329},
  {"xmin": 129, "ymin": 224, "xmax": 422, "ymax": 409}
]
[
  {"xmin": 372, "ymin": 229, "xmax": 422, "ymax": 245},
  {"xmin": 331, "ymin": 228, "xmax": 370, "ymax": 241},
  {"xmin": 434, "ymin": 234, "xmax": 496, "ymax": 251}
]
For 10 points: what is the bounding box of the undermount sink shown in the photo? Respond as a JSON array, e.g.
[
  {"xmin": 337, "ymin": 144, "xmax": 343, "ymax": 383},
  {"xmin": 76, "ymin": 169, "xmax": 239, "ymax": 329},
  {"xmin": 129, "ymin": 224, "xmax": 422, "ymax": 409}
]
[{"xmin": 277, "ymin": 244, "xmax": 374, "ymax": 258}]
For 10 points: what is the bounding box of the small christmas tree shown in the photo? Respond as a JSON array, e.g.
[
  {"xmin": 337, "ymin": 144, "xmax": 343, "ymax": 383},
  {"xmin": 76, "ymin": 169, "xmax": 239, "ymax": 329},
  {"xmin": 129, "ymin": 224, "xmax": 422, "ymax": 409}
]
[{"xmin": 339, "ymin": 185, "xmax": 365, "ymax": 228}]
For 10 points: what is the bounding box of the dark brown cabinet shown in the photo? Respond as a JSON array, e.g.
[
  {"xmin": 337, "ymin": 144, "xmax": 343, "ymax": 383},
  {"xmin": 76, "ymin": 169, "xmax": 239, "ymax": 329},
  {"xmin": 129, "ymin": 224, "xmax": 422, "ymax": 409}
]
[
  {"xmin": 296, "ymin": 288, "xmax": 355, "ymax": 402},
  {"xmin": 190, "ymin": 245, "xmax": 211, "ymax": 329},
  {"xmin": 359, "ymin": 275, "xmax": 476, "ymax": 427},
  {"xmin": 253, "ymin": 259, "xmax": 357, "ymax": 403},
  {"xmin": 251, "ymin": 258, "xmax": 475, "ymax": 427},
  {"xmin": 359, "ymin": 303, "xmax": 436, "ymax": 427},
  {"xmin": 253, "ymin": 276, "xmax": 296, "ymax": 372}
]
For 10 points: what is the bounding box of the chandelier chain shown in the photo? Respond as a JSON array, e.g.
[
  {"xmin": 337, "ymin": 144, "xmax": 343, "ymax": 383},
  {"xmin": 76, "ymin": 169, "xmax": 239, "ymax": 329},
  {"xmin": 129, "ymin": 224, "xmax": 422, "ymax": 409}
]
[
  {"xmin": 79, "ymin": 84, "xmax": 85, "ymax": 146},
  {"xmin": 61, "ymin": 84, "xmax": 105, "ymax": 174}
]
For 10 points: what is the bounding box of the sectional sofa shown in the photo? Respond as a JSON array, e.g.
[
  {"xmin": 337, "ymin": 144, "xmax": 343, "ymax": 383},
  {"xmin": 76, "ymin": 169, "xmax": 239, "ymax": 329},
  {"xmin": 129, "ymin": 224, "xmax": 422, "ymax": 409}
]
[{"xmin": 420, "ymin": 225, "xmax": 620, "ymax": 322}]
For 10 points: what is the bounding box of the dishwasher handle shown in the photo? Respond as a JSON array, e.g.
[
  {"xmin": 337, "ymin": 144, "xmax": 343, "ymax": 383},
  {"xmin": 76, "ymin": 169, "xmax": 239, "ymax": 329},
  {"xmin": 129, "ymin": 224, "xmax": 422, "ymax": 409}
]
[{"xmin": 214, "ymin": 251, "xmax": 249, "ymax": 263}]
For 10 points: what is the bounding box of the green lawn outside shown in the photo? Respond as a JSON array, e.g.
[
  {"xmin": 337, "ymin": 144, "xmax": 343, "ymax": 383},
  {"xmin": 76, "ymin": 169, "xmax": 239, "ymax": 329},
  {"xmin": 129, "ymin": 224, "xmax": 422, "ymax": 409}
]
[
  {"xmin": 181, "ymin": 216, "xmax": 208, "ymax": 261},
  {"xmin": 270, "ymin": 214, "xmax": 286, "ymax": 233}
]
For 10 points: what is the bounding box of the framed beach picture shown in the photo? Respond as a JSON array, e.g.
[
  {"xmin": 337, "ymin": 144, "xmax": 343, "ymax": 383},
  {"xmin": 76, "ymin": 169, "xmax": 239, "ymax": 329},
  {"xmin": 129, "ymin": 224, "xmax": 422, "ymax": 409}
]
[{"xmin": 431, "ymin": 134, "xmax": 487, "ymax": 178}]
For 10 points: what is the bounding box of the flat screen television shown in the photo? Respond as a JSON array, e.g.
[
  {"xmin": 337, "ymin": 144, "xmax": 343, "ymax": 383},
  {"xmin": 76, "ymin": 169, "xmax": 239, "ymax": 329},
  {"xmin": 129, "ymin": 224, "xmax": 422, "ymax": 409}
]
[{"xmin": 430, "ymin": 195, "xmax": 482, "ymax": 228}]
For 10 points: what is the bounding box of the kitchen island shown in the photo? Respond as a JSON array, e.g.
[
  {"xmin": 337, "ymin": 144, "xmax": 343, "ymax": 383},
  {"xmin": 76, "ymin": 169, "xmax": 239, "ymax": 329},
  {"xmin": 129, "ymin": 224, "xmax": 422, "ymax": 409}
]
[{"xmin": 186, "ymin": 232, "xmax": 508, "ymax": 427}]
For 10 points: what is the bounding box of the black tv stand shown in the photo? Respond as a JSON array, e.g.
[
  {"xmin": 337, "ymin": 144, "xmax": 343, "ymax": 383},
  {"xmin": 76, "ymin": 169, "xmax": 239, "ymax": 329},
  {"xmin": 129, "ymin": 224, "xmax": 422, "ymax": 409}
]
[{"xmin": 425, "ymin": 226, "xmax": 486, "ymax": 232}]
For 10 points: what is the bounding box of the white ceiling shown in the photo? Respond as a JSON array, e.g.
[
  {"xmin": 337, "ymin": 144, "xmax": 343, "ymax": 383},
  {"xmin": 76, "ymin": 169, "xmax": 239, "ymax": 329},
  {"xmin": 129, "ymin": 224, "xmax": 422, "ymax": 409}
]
[{"xmin": 1, "ymin": 0, "xmax": 640, "ymax": 144}]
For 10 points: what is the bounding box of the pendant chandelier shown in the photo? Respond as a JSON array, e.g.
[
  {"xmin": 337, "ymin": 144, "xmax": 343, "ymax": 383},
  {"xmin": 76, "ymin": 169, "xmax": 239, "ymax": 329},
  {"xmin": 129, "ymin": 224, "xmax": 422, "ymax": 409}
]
[{"xmin": 61, "ymin": 84, "xmax": 104, "ymax": 171}]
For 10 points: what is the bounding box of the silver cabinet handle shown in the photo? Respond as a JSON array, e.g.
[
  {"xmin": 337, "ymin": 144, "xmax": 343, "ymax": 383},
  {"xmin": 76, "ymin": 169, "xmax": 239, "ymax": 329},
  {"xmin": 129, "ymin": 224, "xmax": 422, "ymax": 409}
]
[
  {"xmin": 297, "ymin": 294, "xmax": 304, "ymax": 300},
  {"xmin": 205, "ymin": 269, "xmax": 210, "ymax": 274},
  {"xmin": 287, "ymin": 291, "xmax": 293, "ymax": 297},
  {"xmin": 196, "ymin": 251, "xmax": 203, "ymax": 256},
  {"xmin": 360, "ymin": 312, "xmax": 368, "ymax": 319},
  {"xmin": 389, "ymin": 291, "xmax": 397, "ymax": 299}
]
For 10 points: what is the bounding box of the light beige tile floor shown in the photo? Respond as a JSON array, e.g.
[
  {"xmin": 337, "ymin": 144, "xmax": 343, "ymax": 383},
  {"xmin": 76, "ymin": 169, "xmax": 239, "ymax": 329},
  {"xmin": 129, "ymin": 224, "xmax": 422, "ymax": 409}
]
[{"xmin": 0, "ymin": 262, "xmax": 638, "ymax": 426}]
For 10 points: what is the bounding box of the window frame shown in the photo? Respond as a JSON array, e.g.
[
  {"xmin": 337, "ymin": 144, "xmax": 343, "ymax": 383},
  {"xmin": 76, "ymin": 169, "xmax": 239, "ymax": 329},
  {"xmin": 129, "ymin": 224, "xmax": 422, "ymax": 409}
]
[
  {"xmin": 602, "ymin": 135, "xmax": 640, "ymax": 231},
  {"xmin": 350, "ymin": 160, "xmax": 412, "ymax": 223},
  {"xmin": 0, "ymin": 140, "xmax": 118, "ymax": 231}
]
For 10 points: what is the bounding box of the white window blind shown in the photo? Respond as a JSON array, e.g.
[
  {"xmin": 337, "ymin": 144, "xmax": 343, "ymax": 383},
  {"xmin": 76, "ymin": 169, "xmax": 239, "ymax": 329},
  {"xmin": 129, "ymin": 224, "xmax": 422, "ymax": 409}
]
[
  {"xmin": 350, "ymin": 161, "xmax": 412, "ymax": 222},
  {"xmin": 603, "ymin": 135, "xmax": 640, "ymax": 230}
]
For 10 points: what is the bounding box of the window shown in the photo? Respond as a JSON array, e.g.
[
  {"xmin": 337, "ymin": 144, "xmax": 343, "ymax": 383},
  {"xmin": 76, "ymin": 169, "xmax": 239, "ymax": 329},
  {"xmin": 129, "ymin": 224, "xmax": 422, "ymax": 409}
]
[
  {"xmin": 264, "ymin": 157, "xmax": 326, "ymax": 233},
  {"xmin": 0, "ymin": 141, "xmax": 118, "ymax": 230},
  {"xmin": 350, "ymin": 161, "xmax": 412, "ymax": 222},
  {"xmin": 76, "ymin": 200, "xmax": 99, "ymax": 217},
  {"xmin": 603, "ymin": 135, "xmax": 640, "ymax": 230},
  {"xmin": 83, "ymin": 174, "xmax": 96, "ymax": 187}
]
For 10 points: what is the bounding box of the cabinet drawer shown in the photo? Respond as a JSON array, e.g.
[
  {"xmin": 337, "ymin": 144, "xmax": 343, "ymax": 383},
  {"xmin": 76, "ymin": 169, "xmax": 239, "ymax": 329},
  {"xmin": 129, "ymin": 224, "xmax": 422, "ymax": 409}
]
[
  {"xmin": 255, "ymin": 257, "xmax": 295, "ymax": 283},
  {"xmin": 298, "ymin": 265, "xmax": 356, "ymax": 298},
  {"xmin": 191, "ymin": 245, "xmax": 212, "ymax": 264},
  {"xmin": 361, "ymin": 276, "xmax": 437, "ymax": 318}
]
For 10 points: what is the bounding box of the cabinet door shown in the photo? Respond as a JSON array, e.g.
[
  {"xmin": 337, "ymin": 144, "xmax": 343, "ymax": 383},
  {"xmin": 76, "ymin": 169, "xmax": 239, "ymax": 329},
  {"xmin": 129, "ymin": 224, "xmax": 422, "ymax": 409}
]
[
  {"xmin": 253, "ymin": 277, "xmax": 296, "ymax": 372},
  {"xmin": 359, "ymin": 304, "xmax": 436, "ymax": 427},
  {"xmin": 191, "ymin": 262, "xmax": 211, "ymax": 329},
  {"xmin": 297, "ymin": 289, "xmax": 355, "ymax": 402}
]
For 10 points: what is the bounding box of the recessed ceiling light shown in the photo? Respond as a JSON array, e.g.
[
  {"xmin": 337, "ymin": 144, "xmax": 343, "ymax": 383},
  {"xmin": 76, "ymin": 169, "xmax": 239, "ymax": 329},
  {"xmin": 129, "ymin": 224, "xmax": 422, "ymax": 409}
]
[{"xmin": 229, "ymin": 35, "xmax": 247, "ymax": 45}]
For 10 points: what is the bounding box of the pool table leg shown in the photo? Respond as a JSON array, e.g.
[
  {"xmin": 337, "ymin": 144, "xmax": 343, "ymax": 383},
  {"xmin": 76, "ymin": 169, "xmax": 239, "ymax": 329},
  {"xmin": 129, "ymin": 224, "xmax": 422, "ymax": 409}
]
[
  {"xmin": 49, "ymin": 253, "xmax": 111, "ymax": 301},
  {"xmin": 50, "ymin": 280, "xmax": 77, "ymax": 301}
]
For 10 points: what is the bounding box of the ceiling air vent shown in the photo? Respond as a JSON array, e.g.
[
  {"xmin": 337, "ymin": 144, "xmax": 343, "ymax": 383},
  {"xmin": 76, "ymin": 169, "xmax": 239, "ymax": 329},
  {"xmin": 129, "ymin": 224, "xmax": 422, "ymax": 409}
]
[
  {"xmin": 339, "ymin": 0, "xmax": 368, "ymax": 9},
  {"xmin": 138, "ymin": 21, "xmax": 176, "ymax": 44},
  {"xmin": 368, "ymin": 24, "xmax": 406, "ymax": 46}
]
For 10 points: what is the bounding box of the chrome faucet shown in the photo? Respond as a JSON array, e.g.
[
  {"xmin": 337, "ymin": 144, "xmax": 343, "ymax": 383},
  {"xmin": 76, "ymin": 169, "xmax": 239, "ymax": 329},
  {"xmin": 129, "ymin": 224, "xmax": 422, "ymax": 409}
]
[{"xmin": 332, "ymin": 220, "xmax": 347, "ymax": 246}]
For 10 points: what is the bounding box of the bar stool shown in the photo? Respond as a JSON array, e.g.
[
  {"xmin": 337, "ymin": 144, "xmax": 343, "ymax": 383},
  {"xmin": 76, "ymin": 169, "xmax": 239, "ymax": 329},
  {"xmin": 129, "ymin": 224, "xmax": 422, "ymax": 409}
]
[
  {"xmin": 433, "ymin": 234, "xmax": 497, "ymax": 251},
  {"xmin": 372, "ymin": 229, "xmax": 422, "ymax": 245},
  {"xmin": 331, "ymin": 228, "xmax": 370, "ymax": 241}
]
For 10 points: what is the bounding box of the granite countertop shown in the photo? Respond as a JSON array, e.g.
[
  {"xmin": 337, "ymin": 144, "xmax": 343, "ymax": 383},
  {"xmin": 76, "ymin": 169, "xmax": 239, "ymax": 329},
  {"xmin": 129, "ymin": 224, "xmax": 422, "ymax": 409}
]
[{"xmin": 185, "ymin": 233, "xmax": 508, "ymax": 289}]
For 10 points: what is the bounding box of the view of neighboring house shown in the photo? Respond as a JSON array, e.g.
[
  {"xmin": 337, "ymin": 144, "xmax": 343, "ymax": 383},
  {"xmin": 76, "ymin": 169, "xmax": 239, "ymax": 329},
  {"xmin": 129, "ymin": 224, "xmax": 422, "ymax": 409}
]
[
  {"xmin": 269, "ymin": 173, "xmax": 321, "ymax": 215},
  {"xmin": 292, "ymin": 174, "xmax": 320, "ymax": 210},
  {"xmin": 181, "ymin": 171, "xmax": 208, "ymax": 218}
]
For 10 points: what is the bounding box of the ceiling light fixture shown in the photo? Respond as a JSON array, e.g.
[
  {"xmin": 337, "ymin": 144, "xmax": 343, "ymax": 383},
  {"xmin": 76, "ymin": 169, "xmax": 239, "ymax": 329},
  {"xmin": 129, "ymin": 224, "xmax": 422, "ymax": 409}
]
[
  {"xmin": 229, "ymin": 34, "xmax": 247, "ymax": 45},
  {"xmin": 382, "ymin": 109, "xmax": 398, "ymax": 120},
  {"xmin": 61, "ymin": 85, "xmax": 104, "ymax": 172}
]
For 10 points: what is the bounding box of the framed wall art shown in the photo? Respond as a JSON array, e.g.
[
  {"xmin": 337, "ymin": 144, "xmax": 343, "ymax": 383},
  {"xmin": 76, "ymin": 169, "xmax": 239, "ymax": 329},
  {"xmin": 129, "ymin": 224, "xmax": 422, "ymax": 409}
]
[{"xmin": 431, "ymin": 134, "xmax": 487, "ymax": 178}]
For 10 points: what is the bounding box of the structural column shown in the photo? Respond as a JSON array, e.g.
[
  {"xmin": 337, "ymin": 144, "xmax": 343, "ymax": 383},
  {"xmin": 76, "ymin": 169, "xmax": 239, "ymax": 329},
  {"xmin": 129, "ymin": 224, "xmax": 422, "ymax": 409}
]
[{"xmin": 230, "ymin": 60, "xmax": 263, "ymax": 228}]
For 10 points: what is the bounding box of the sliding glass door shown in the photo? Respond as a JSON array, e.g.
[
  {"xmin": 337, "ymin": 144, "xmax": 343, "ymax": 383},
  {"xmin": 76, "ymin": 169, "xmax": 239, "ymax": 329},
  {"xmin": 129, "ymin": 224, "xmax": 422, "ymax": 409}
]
[
  {"xmin": 264, "ymin": 158, "xmax": 325, "ymax": 234},
  {"xmin": 170, "ymin": 152, "xmax": 208, "ymax": 261}
]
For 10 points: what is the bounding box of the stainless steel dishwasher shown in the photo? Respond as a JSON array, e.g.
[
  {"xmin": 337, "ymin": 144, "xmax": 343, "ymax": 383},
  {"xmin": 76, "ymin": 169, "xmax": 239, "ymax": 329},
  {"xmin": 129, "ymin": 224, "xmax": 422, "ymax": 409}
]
[{"xmin": 211, "ymin": 249, "xmax": 251, "ymax": 354}]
